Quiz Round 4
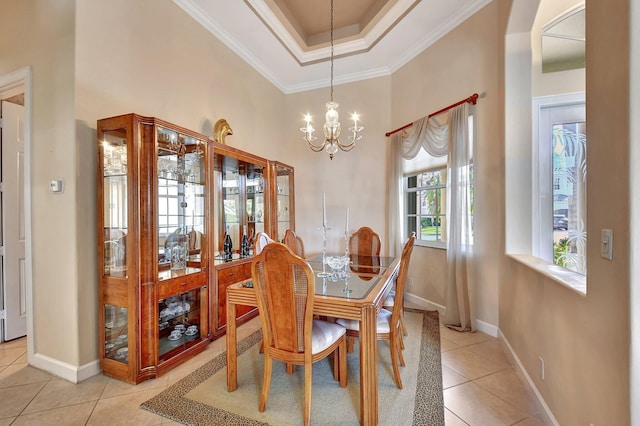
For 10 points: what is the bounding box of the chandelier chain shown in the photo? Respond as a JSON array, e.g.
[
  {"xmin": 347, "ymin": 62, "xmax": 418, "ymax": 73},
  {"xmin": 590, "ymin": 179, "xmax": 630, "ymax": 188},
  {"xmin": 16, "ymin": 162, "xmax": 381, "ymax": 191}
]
[{"xmin": 330, "ymin": 0, "xmax": 334, "ymax": 102}]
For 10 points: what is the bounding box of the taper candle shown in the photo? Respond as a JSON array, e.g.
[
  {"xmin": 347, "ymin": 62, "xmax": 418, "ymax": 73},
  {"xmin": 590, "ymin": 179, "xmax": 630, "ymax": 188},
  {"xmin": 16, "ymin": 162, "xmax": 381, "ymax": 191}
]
[
  {"xmin": 322, "ymin": 192, "xmax": 327, "ymax": 228},
  {"xmin": 345, "ymin": 208, "xmax": 349, "ymax": 235}
]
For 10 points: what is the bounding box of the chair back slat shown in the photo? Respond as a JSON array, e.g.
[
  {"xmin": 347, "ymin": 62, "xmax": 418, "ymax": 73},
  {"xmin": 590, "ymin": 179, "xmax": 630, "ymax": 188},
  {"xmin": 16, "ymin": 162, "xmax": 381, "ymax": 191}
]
[
  {"xmin": 283, "ymin": 229, "xmax": 305, "ymax": 258},
  {"xmin": 349, "ymin": 226, "xmax": 381, "ymax": 257},
  {"xmin": 252, "ymin": 242, "xmax": 314, "ymax": 353}
]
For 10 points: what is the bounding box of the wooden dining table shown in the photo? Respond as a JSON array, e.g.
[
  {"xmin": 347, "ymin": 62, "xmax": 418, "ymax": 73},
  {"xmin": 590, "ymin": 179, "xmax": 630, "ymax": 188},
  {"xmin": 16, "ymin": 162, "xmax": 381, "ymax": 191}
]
[{"xmin": 226, "ymin": 253, "xmax": 400, "ymax": 425}]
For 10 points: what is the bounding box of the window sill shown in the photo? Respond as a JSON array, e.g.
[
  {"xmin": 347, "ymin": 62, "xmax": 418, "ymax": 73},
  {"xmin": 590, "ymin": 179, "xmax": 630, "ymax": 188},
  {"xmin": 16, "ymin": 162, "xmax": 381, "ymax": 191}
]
[
  {"xmin": 415, "ymin": 240, "xmax": 446, "ymax": 250},
  {"xmin": 506, "ymin": 253, "xmax": 586, "ymax": 296}
]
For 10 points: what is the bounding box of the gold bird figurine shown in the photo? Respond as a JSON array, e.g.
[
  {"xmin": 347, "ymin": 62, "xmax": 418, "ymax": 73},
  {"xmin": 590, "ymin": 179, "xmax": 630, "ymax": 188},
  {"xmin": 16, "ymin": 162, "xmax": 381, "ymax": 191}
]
[{"xmin": 213, "ymin": 119, "xmax": 233, "ymax": 144}]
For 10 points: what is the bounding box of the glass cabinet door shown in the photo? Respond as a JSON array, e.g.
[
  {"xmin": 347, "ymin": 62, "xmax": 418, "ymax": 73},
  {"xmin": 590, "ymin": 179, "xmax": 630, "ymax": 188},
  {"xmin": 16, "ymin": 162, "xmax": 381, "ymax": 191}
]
[
  {"xmin": 274, "ymin": 163, "xmax": 294, "ymax": 242},
  {"xmin": 245, "ymin": 165, "xmax": 265, "ymax": 249},
  {"xmin": 213, "ymin": 152, "xmax": 266, "ymax": 260},
  {"xmin": 157, "ymin": 127, "xmax": 207, "ymax": 276},
  {"xmin": 157, "ymin": 287, "xmax": 204, "ymax": 362},
  {"xmin": 104, "ymin": 305, "xmax": 129, "ymax": 363},
  {"xmin": 102, "ymin": 130, "xmax": 128, "ymax": 278}
]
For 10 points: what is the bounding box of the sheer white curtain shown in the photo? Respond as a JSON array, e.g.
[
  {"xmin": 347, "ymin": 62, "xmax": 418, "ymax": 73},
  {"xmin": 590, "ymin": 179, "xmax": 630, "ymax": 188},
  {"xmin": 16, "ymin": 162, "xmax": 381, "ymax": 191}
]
[
  {"xmin": 443, "ymin": 103, "xmax": 475, "ymax": 331},
  {"xmin": 388, "ymin": 104, "xmax": 475, "ymax": 331}
]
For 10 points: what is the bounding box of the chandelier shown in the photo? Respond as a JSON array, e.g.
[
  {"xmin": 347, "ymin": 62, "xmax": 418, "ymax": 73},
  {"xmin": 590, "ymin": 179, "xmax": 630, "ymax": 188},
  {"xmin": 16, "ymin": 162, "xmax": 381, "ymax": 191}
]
[{"xmin": 300, "ymin": 0, "xmax": 363, "ymax": 160}]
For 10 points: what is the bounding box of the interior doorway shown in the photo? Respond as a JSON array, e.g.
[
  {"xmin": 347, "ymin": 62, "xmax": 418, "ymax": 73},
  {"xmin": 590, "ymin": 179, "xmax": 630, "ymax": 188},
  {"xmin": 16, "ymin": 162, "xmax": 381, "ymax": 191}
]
[
  {"xmin": 0, "ymin": 68, "xmax": 32, "ymax": 357},
  {"xmin": 1, "ymin": 96, "xmax": 27, "ymax": 341}
]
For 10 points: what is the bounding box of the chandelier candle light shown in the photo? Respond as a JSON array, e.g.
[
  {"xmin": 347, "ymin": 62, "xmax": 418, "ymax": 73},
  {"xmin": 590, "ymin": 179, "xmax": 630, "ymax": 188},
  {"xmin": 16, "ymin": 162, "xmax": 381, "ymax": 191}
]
[{"xmin": 300, "ymin": 0, "xmax": 364, "ymax": 160}]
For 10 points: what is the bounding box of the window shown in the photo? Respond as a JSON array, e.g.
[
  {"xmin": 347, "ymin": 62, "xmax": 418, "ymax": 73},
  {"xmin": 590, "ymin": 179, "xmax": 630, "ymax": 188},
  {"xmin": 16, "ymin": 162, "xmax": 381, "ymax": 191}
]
[
  {"xmin": 535, "ymin": 96, "xmax": 586, "ymax": 275},
  {"xmin": 406, "ymin": 168, "xmax": 447, "ymax": 244},
  {"xmin": 551, "ymin": 122, "xmax": 586, "ymax": 274},
  {"xmin": 403, "ymin": 114, "xmax": 474, "ymax": 248}
]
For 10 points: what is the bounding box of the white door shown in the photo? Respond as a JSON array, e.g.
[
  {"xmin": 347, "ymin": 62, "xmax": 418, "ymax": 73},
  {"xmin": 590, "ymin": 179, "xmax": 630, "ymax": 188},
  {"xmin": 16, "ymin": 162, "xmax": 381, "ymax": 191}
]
[{"xmin": 1, "ymin": 100, "xmax": 27, "ymax": 340}]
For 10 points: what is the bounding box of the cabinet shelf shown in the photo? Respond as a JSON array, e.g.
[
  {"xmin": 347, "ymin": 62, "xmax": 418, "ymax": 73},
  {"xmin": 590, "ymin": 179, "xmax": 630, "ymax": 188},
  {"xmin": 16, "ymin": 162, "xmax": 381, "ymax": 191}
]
[
  {"xmin": 158, "ymin": 306, "xmax": 201, "ymax": 325},
  {"xmin": 158, "ymin": 332, "xmax": 203, "ymax": 362}
]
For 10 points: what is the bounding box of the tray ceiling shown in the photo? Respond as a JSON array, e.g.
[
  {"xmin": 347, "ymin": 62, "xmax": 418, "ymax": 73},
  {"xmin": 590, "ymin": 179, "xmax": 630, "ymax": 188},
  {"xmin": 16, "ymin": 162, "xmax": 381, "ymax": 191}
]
[{"xmin": 174, "ymin": 0, "xmax": 491, "ymax": 93}]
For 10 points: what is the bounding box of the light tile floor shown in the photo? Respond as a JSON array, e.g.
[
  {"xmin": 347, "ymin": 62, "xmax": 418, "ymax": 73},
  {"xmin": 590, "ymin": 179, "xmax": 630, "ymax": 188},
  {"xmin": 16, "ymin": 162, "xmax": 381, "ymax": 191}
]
[{"xmin": 0, "ymin": 316, "xmax": 548, "ymax": 425}]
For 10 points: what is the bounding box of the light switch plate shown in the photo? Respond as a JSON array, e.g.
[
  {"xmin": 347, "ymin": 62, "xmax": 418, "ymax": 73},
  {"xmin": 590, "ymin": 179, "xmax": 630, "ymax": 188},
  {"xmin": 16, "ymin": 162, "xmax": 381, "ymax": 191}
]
[
  {"xmin": 49, "ymin": 179, "xmax": 64, "ymax": 193},
  {"xmin": 600, "ymin": 229, "xmax": 613, "ymax": 260}
]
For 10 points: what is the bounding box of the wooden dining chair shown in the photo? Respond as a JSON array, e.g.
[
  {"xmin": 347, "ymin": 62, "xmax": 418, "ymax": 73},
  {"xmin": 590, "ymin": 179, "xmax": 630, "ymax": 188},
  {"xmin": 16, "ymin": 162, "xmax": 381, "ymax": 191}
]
[
  {"xmin": 336, "ymin": 232, "xmax": 415, "ymax": 389},
  {"xmin": 251, "ymin": 242, "xmax": 348, "ymax": 425},
  {"xmin": 254, "ymin": 231, "xmax": 274, "ymax": 255},
  {"xmin": 348, "ymin": 226, "xmax": 381, "ymax": 257},
  {"xmin": 283, "ymin": 228, "xmax": 305, "ymax": 258},
  {"xmin": 349, "ymin": 226, "xmax": 408, "ymax": 335}
]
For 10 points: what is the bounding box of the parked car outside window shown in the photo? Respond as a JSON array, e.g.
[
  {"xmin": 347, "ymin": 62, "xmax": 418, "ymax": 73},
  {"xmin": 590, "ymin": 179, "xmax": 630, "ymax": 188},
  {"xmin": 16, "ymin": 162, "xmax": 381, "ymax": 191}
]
[{"xmin": 553, "ymin": 214, "xmax": 568, "ymax": 231}]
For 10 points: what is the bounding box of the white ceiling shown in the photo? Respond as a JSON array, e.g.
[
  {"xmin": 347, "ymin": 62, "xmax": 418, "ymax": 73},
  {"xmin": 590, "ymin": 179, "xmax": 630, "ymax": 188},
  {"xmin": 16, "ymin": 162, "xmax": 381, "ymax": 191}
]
[{"xmin": 174, "ymin": 0, "xmax": 492, "ymax": 94}]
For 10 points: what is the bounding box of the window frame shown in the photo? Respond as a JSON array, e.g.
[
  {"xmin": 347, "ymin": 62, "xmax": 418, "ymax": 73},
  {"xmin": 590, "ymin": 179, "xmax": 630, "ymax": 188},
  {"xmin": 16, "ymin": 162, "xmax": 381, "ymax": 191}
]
[
  {"xmin": 405, "ymin": 167, "xmax": 448, "ymax": 249},
  {"xmin": 533, "ymin": 93, "xmax": 586, "ymax": 275}
]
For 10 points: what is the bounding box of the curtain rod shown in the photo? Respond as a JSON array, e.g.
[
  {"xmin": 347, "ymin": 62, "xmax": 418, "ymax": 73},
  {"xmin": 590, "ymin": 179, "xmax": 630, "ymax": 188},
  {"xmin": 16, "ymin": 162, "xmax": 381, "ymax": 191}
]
[{"xmin": 384, "ymin": 93, "xmax": 479, "ymax": 137}]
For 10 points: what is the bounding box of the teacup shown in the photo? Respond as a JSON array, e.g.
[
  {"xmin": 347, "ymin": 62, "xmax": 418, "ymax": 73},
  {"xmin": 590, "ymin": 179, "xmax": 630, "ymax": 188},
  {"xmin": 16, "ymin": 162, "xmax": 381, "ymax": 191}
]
[
  {"xmin": 169, "ymin": 330, "xmax": 182, "ymax": 339},
  {"xmin": 187, "ymin": 325, "xmax": 197, "ymax": 332}
]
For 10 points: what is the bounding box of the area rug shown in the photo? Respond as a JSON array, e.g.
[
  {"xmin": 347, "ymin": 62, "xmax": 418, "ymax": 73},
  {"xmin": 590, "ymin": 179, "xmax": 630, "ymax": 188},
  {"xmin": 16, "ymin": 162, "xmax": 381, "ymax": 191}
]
[{"xmin": 141, "ymin": 308, "xmax": 444, "ymax": 425}]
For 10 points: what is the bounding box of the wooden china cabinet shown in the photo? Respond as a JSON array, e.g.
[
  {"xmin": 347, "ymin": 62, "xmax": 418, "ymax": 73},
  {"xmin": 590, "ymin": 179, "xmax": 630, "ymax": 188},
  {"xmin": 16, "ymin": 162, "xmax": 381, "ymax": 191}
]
[
  {"xmin": 97, "ymin": 114, "xmax": 295, "ymax": 382},
  {"xmin": 97, "ymin": 114, "xmax": 211, "ymax": 384},
  {"xmin": 210, "ymin": 142, "xmax": 295, "ymax": 338}
]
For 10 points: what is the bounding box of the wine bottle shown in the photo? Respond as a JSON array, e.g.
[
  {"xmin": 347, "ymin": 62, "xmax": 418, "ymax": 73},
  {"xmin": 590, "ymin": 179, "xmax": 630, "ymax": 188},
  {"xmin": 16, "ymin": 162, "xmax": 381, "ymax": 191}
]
[
  {"xmin": 224, "ymin": 231, "xmax": 233, "ymax": 261},
  {"xmin": 241, "ymin": 233, "xmax": 250, "ymax": 257}
]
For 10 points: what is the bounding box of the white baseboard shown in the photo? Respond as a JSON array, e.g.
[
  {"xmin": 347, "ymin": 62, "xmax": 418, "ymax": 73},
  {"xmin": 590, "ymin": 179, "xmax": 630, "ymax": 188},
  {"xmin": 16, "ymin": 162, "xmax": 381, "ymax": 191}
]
[
  {"xmin": 405, "ymin": 293, "xmax": 499, "ymax": 337},
  {"xmin": 30, "ymin": 353, "xmax": 101, "ymax": 384},
  {"xmin": 475, "ymin": 318, "xmax": 499, "ymax": 337},
  {"xmin": 499, "ymin": 330, "xmax": 559, "ymax": 426},
  {"xmin": 405, "ymin": 292, "xmax": 446, "ymax": 316}
]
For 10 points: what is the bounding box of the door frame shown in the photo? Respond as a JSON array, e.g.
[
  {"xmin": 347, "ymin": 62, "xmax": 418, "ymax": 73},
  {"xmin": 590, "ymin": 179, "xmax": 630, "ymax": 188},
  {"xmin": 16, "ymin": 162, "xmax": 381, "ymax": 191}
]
[{"xmin": 0, "ymin": 66, "xmax": 33, "ymax": 361}]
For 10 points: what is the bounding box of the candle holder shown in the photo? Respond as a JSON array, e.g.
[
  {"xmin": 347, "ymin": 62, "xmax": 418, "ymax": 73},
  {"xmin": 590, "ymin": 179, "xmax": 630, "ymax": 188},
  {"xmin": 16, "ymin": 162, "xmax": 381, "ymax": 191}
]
[
  {"xmin": 317, "ymin": 225, "xmax": 331, "ymax": 277},
  {"xmin": 343, "ymin": 232, "xmax": 350, "ymax": 276},
  {"xmin": 342, "ymin": 275, "xmax": 352, "ymax": 295}
]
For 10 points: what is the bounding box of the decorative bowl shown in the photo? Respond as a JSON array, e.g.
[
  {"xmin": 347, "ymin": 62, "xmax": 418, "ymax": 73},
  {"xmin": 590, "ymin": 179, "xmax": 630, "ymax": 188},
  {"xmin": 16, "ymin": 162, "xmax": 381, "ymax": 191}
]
[{"xmin": 325, "ymin": 256, "xmax": 349, "ymax": 272}]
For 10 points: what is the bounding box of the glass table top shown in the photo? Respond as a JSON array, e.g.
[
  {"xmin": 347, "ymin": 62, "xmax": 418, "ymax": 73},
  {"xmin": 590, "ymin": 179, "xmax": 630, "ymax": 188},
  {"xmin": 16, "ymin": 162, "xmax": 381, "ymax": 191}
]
[
  {"xmin": 231, "ymin": 252, "xmax": 396, "ymax": 300},
  {"xmin": 306, "ymin": 253, "xmax": 395, "ymax": 300},
  {"xmin": 313, "ymin": 272, "xmax": 382, "ymax": 300},
  {"xmin": 307, "ymin": 253, "xmax": 395, "ymax": 268}
]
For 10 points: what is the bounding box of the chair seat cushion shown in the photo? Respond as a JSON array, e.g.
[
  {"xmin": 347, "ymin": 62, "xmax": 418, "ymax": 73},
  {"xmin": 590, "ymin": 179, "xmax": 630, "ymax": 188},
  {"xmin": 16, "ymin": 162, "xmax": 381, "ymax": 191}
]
[
  {"xmin": 312, "ymin": 320, "xmax": 346, "ymax": 354},
  {"xmin": 384, "ymin": 292, "xmax": 395, "ymax": 307},
  {"xmin": 336, "ymin": 308, "xmax": 392, "ymax": 334}
]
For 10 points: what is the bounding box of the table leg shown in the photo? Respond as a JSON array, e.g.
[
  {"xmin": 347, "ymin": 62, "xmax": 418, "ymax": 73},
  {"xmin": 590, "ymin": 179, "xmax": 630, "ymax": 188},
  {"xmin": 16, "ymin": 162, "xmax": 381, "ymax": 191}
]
[
  {"xmin": 359, "ymin": 304, "xmax": 378, "ymax": 425},
  {"xmin": 226, "ymin": 300, "xmax": 238, "ymax": 391}
]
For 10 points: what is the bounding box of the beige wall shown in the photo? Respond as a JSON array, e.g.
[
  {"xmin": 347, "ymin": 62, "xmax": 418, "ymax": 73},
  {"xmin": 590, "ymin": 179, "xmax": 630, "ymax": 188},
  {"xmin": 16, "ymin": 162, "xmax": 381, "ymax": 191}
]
[
  {"xmin": 501, "ymin": 0, "xmax": 630, "ymax": 423},
  {"xmin": 390, "ymin": 2, "xmax": 505, "ymax": 327},
  {"xmin": 0, "ymin": 0, "xmax": 81, "ymax": 366},
  {"xmin": 283, "ymin": 77, "xmax": 392, "ymax": 256}
]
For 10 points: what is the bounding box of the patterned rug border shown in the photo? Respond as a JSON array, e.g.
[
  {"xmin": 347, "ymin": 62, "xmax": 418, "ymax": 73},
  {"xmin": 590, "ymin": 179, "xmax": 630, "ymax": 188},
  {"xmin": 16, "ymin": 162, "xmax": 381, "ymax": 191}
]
[{"xmin": 141, "ymin": 309, "xmax": 443, "ymax": 425}]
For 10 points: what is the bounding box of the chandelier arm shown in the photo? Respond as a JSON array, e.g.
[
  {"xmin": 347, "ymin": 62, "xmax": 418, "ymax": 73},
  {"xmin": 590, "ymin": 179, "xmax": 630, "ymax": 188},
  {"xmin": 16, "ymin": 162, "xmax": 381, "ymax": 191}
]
[
  {"xmin": 306, "ymin": 140, "xmax": 328, "ymax": 152},
  {"xmin": 336, "ymin": 140, "xmax": 357, "ymax": 151}
]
